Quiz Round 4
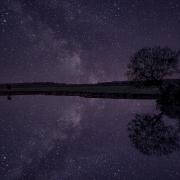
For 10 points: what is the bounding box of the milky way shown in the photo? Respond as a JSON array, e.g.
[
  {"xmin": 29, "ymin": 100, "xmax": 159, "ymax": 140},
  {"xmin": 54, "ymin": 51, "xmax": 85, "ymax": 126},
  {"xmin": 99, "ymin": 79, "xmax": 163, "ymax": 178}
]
[
  {"xmin": 0, "ymin": 0, "xmax": 180, "ymax": 179},
  {"xmin": 1, "ymin": 0, "xmax": 180, "ymax": 83}
]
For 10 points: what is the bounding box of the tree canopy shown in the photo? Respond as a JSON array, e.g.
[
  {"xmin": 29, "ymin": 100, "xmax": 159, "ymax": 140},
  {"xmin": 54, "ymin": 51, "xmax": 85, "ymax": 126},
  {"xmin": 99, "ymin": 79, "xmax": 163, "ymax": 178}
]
[{"xmin": 127, "ymin": 47, "xmax": 179, "ymax": 81}]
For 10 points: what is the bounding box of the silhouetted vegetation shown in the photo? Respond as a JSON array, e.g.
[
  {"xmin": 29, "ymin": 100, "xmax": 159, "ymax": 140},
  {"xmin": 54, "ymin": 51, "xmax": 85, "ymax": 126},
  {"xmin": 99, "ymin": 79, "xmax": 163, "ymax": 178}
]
[
  {"xmin": 0, "ymin": 81, "xmax": 160, "ymax": 100},
  {"xmin": 157, "ymin": 82, "xmax": 180, "ymax": 118},
  {"xmin": 128, "ymin": 113, "xmax": 180, "ymax": 156},
  {"xmin": 127, "ymin": 47, "xmax": 179, "ymax": 81},
  {"xmin": 156, "ymin": 82, "xmax": 180, "ymax": 131}
]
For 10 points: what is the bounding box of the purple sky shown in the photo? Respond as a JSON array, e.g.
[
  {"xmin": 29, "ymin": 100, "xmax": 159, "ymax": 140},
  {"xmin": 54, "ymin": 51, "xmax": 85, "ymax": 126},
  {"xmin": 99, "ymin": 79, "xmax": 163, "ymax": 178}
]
[
  {"xmin": 0, "ymin": 0, "xmax": 180, "ymax": 83},
  {"xmin": 0, "ymin": 1, "xmax": 180, "ymax": 180}
]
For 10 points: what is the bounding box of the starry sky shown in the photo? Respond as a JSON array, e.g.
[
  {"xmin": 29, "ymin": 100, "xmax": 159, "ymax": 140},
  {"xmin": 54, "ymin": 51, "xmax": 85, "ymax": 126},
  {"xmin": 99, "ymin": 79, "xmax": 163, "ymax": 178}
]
[
  {"xmin": 0, "ymin": 0, "xmax": 180, "ymax": 180},
  {"xmin": 0, "ymin": 0, "xmax": 180, "ymax": 83}
]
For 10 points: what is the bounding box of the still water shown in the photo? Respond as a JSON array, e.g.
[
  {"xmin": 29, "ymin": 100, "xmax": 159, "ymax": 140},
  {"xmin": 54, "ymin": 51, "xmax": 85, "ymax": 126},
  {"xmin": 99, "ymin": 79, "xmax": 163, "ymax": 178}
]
[{"xmin": 0, "ymin": 96, "xmax": 180, "ymax": 180}]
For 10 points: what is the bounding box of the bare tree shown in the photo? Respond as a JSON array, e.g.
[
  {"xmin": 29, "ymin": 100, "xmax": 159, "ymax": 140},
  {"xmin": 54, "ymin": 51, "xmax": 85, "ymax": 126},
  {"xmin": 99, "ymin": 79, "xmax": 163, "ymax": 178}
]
[{"xmin": 127, "ymin": 47, "xmax": 179, "ymax": 81}]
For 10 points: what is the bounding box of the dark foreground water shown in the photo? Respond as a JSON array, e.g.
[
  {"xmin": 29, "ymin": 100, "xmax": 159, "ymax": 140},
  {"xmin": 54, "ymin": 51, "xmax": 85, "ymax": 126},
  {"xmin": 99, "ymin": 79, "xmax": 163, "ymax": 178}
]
[{"xmin": 0, "ymin": 96, "xmax": 180, "ymax": 180}]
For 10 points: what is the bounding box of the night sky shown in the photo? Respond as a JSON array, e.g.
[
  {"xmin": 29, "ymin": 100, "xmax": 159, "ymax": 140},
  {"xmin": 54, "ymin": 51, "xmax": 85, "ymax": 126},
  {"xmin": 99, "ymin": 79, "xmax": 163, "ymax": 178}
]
[
  {"xmin": 1, "ymin": 0, "xmax": 180, "ymax": 83},
  {"xmin": 0, "ymin": 0, "xmax": 180, "ymax": 180}
]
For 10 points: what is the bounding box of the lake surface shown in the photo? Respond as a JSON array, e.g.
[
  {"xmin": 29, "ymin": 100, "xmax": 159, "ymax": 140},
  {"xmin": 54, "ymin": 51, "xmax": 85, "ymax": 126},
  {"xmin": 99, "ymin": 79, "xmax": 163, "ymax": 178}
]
[{"xmin": 0, "ymin": 96, "xmax": 180, "ymax": 180}]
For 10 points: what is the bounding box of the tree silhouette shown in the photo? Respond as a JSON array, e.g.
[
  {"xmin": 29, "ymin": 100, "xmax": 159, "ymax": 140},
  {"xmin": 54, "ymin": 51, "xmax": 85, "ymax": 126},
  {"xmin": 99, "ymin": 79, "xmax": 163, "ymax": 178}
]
[
  {"xmin": 127, "ymin": 47, "xmax": 179, "ymax": 81},
  {"xmin": 156, "ymin": 82, "xmax": 180, "ymax": 130},
  {"xmin": 128, "ymin": 113, "xmax": 180, "ymax": 156},
  {"xmin": 157, "ymin": 81, "xmax": 180, "ymax": 118}
]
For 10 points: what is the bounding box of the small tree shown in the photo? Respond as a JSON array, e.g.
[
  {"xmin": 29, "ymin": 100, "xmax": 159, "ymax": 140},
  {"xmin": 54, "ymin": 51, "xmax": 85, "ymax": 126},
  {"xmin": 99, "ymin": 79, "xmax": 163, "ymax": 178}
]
[{"xmin": 127, "ymin": 47, "xmax": 179, "ymax": 81}]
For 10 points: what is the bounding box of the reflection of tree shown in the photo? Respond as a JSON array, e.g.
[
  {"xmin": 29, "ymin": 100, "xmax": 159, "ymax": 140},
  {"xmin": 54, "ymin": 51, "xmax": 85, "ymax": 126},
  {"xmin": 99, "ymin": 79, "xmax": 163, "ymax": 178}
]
[
  {"xmin": 157, "ymin": 82, "xmax": 180, "ymax": 120},
  {"xmin": 128, "ymin": 113, "xmax": 180, "ymax": 156}
]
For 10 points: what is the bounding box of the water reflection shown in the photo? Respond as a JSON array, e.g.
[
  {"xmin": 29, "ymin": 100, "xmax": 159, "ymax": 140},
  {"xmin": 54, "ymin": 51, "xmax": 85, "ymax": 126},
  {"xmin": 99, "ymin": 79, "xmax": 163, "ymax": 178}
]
[
  {"xmin": 128, "ymin": 113, "xmax": 180, "ymax": 156},
  {"xmin": 157, "ymin": 82, "xmax": 180, "ymax": 121},
  {"xmin": 0, "ymin": 82, "xmax": 180, "ymax": 179},
  {"xmin": 15, "ymin": 140, "xmax": 68, "ymax": 180},
  {"xmin": 128, "ymin": 82, "xmax": 180, "ymax": 156}
]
